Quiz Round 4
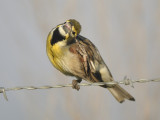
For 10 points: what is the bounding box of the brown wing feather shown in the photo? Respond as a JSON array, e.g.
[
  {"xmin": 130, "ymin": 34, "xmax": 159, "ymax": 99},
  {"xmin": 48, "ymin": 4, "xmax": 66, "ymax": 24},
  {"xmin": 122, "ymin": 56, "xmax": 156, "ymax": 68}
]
[
  {"xmin": 69, "ymin": 35, "xmax": 135, "ymax": 102},
  {"xmin": 73, "ymin": 35, "xmax": 110, "ymax": 83}
]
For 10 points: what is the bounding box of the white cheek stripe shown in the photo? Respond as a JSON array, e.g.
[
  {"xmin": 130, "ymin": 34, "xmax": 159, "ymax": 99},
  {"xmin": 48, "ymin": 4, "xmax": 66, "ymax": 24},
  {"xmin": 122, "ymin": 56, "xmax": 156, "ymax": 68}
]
[{"xmin": 58, "ymin": 26, "xmax": 66, "ymax": 36}]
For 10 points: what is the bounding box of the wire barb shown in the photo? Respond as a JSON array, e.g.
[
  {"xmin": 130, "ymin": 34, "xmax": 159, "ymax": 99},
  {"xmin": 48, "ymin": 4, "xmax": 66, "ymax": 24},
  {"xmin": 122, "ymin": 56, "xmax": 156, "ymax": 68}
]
[
  {"xmin": 0, "ymin": 77, "xmax": 160, "ymax": 101},
  {"xmin": 0, "ymin": 87, "xmax": 8, "ymax": 101}
]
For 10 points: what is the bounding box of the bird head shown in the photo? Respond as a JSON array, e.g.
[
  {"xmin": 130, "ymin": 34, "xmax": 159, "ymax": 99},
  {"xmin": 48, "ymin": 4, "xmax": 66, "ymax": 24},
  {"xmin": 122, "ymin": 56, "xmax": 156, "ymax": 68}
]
[
  {"xmin": 58, "ymin": 19, "xmax": 81, "ymax": 39},
  {"xmin": 48, "ymin": 19, "xmax": 81, "ymax": 46}
]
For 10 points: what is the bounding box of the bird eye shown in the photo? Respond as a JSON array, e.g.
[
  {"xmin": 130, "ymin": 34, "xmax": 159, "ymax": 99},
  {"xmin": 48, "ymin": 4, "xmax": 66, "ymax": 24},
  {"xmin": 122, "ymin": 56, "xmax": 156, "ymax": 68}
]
[
  {"xmin": 72, "ymin": 31, "xmax": 76, "ymax": 35},
  {"xmin": 70, "ymin": 22, "xmax": 73, "ymax": 26}
]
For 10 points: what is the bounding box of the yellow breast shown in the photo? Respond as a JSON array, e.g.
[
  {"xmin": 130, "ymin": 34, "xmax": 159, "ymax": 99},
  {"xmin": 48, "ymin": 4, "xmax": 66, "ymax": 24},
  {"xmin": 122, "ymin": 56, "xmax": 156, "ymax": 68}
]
[{"xmin": 46, "ymin": 41, "xmax": 72, "ymax": 75}]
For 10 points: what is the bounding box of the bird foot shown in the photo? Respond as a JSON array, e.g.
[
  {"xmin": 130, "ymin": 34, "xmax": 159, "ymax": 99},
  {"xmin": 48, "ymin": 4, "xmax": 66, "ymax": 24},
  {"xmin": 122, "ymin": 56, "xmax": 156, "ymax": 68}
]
[{"xmin": 72, "ymin": 80, "xmax": 80, "ymax": 91}]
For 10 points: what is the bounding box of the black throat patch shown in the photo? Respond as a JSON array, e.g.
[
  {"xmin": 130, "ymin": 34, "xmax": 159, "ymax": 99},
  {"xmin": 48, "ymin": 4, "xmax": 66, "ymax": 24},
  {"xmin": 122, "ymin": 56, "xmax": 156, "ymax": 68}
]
[{"xmin": 50, "ymin": 28, "xmax": 65, "ymax": 45}]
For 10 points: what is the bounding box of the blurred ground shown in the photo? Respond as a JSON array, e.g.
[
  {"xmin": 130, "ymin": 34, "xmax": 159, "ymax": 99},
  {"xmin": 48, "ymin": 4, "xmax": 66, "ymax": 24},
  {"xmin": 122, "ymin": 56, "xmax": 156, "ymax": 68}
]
[{"xmin": 0, "ymin": 0, "xmax": 160, "ymax": 120}]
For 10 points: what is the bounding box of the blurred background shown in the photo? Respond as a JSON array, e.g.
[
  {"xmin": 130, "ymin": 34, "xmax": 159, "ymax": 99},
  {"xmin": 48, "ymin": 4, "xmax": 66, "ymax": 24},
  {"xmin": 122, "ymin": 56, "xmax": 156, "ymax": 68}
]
[{"xmin": 0, "ymin": 0, "xmax": 160, "ymax": 120}]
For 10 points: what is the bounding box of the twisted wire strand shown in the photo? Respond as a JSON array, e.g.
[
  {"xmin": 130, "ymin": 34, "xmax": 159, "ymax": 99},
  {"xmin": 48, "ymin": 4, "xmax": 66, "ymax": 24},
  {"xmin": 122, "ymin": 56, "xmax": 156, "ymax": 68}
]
[{"xmin": 0, "ymin": 77, "xmax": 160, "ymax": 101}]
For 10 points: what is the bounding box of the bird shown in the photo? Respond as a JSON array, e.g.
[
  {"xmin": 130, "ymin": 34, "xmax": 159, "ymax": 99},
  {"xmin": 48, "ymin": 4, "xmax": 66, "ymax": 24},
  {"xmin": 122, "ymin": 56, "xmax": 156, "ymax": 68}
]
[{"xmin": 46, "ymin": 19, "xmax": 135, "ymax": 103}]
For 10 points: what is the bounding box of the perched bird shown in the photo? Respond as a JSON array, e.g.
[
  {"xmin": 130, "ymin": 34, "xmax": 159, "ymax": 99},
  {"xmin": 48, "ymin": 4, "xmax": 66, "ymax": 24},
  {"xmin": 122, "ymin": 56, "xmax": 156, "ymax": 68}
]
[{"xmin": 46, "ymin": 19, "xmax": 135, "ymax": 103}]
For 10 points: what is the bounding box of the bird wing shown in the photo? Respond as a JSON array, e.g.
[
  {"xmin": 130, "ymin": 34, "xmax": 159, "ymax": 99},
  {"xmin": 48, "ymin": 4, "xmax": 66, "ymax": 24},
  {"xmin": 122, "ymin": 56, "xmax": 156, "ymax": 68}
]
[{"xmin": 69, "ymin": 35, "xmax": 113, "ymax": 83}]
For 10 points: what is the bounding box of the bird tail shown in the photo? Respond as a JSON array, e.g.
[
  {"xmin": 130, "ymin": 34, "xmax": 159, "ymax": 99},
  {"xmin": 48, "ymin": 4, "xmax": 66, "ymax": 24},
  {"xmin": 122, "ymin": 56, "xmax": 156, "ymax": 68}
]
[{"xmin": 107, "ymin": 84, "xmax": 135, "ymax": 103}]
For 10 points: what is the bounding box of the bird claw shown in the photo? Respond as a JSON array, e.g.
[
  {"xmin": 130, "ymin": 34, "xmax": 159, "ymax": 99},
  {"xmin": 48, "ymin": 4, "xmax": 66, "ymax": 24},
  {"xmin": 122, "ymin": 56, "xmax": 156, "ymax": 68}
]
[{"xmin": 72, "ymin": 80, "xmax": 80, "ymax": 91}]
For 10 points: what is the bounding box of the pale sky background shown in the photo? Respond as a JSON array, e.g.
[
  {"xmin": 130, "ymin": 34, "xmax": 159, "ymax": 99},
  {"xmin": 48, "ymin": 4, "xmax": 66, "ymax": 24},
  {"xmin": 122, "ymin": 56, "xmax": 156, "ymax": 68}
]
[{"xmin": 0, "ymin": 0, "xmax": 160, "ymax": 120}]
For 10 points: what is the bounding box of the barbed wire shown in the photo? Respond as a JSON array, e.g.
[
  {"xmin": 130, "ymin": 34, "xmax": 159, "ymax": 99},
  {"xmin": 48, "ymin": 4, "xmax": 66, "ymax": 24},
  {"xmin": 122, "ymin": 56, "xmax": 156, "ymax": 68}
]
[{"xmin": 0, "ymin": 76, "xmax": 160, "ymax": 101}]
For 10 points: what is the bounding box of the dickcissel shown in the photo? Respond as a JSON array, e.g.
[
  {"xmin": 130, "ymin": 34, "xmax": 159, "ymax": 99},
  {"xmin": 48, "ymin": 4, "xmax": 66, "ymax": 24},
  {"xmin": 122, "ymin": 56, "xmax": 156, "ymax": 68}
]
[{"xmin": 46, "ymin": 19, "xmax": 135, "ymax": 103}]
